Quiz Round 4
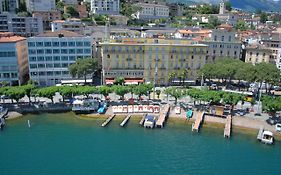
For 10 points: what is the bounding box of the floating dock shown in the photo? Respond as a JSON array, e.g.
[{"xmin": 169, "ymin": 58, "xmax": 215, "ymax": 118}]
[
  {"xmin": 257, "ymin": 127, "xmax": 264, "ymax": 140},
  {"xmin": 224, "ymin": 115, "xmax": 232, "ymax": 138},
  {"xmin": 192, "ymin": 112, "xmax": 204, "ymax": 132},
  {"xmin": 101, "ymin": 115, "xmax": 115, "ymax": 127},
  {"xmin": 139, "ymin": 114, "xmax": 146, "ymax": 125},
  {"xmin": 120, "ymin": 115, "xmax": 131, "ymax": 127},
  {"xmin": 156, "ymin": 105, "xmax": 170, "ymax": 128}
]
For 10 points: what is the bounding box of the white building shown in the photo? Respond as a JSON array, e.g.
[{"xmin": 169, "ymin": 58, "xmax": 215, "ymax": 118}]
[
  {"xmin": 27, "ymin": 30, "xmax": 93, "ymax": 86},
  {"xmin": 219, "ymin": 0, "xmax": 225, "ymax": 15},
  {"xmin": 26, "ymin": 0, "xmax": 56, "ymax": 12},
  {"xmin": 135, "ymin": 3, "xmax": 169, "ymax": 20},
  {"xmin": 91, "ymin": 0, "xmax": 120, "ymax": 15},
  {"xmin": 277, "ymin": 48, "xmax": 281, "ymax": 70}
]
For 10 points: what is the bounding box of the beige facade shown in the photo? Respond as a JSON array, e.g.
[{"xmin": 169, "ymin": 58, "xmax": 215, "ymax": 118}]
[
  {"xmin": 245, "ymin": 46, "xmax": 272, "ymax": 65},
  {"xmin": 101, "ymin": 38, "xmax": 208, "ymax": 85}
]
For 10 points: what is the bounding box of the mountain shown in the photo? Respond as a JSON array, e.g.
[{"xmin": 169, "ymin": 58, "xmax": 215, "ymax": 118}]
[{"xmin": 168, "ymin": 0, "xmax": 281, "ymax": 12}]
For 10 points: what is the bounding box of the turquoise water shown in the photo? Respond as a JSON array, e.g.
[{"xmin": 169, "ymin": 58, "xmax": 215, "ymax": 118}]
[{"xmin": 0, "ymin": 113, "xmax": 280, "ymax": 175}]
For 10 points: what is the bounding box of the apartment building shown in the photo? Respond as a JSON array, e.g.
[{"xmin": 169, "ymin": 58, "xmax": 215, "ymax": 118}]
[
  {"xmin": 245, "ymin": 45, "xmax": 272, "ymax": 65},
  {"xmin": 26, "ymin": 0, "xmax": 56, "ymax": 12},
  {"xmin": 0, "ymin": 12, "xmax": 43, "ymax": 37},
  {"xmin": 32, "ymin": 11, "xmax": 62, "ymax": 31},
  {"xmin": 201, "ymin": 25, "xmax": 242, "ymax": 61},
  {"xmin": 0, "ymin": 32, "xmax": 29, "ymax": 85},
  {"xmin": 101, "ymin": 38, "xmax": 208, "ymax": 85},
  {"xmin": 51, "ymin": 18, "xmax": 84, "ymax": 34},
  {"xmin": 27, "ymin": 31, "xmax": 93, "ymax": 86},
  {"xmin": 136, "ymin": 3, "xmax": 169, "ymax": 20},
  {"xmin": 90, "ymin": 0, "xmax": 120, "ymax": 15}
]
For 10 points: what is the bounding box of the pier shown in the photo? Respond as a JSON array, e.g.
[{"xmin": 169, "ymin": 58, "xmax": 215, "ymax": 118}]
[
  {"xmin": 192, "ymin": 112, "xmax": 204, "ymax": 132},
  {"xmin": 257, "ymin": 127, "xmax": 264, "ymax": 140},
  {"xmin": 120, "ymin": 115, "xmax": 131, "ymax": 127},
  {"xmin": 224, "ymin": 115, "xmax": 232, "ymax": 138},
  {"xmin": 101, "ymin": 115, "xmax": 115, "ymax": 127},
  {"xmin": 139, "ymin": 114, "xmax": 146, "ymax": 126},
  {"xmin": 156, "ymin": 105, "xmax": 170, "ymax": 128}
]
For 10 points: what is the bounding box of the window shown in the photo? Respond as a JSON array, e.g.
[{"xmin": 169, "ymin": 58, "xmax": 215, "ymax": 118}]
[
  {"xmin": 228, "ymin": 36, "xmax": 231, "ymax": 42},
  {"xmin": 46, "ymin": 64, "xmax": 53, "ymax": 68},
  {"xmin": 77, "ymin": 49, "xmax": 83, "ymax": 54},
  {"xmin": 28, "ymin": 49, "xmax": 36, "ymax": 55},
  {"xmin": 84, "ymin": 42, "xmax": 91, "ymax": 46},
  {"xmin": 76, "ymin": 42, "xmax": 83, "ymax": 46},
  {"xmin": 45, "ymin": 49, "xmax": 52, "ymax": 54},
  {"xmin": 47, "ymin": 71, "xmax": 53, "ymax": 76},
  {"xmin": 221, "ymin": 36, "xmax": 224, "ymax": 42},
  {"xmin": 69, "ymin": 49, "xmax": 75, "ymax": 54},
  {"xmin": 36, "ymin": 42, "xmax": 43, "ymax": 47},
  {"xmin": 39, "ymin": 72, "xmax": 45, "ymax": 76},
  {"xmin": 69, "ymin": 56, "xmax": 75, "ymax": 61},
  {"xmin": 53, "ymin": 49, "xmax": 60, "ymax": 54},
  {"xmin": 61, "ymin": 49, "xmax": 68, "ymax": 54},
  {"xmin": 46, "ymin": 56, "xmax": 52, "ymax": 61},
  {"xmin": 54, "ymin": 63, "xmax": 61, "ymax": 68},
  {"xmin": 52, "ymin": 42, "xmax": 59, "ymax": 47},
  {"xmin": 30, "ymin": 57, "xmax": 37, "ymax": 61},
  {"xmin": 62, "ymin": 71, "xmax": 69, "ymax": 75},
  {"xmin": 62, "ymin": 63, "xmax": 68, "ymax": 67},
  {"xmin": 84, "ymin": 49, "xmax": 91, "ymax": 54},
  {"xmin": 214, "ymin": 35, "xmax": 217, "ymax": 41},
  {"xmin": 37, "ymin": 57, "xmax": 45, "ymax": 61},
  {"xmin": 68, "ymin": 42, "xmax": 76, "ymax": 47},
  {"xmin": 44, "ymin": 42, "xmax": 52, "ymax": 47},
  {"xmin": 60, "ymin": 42, "xmax": 67, "ymax": 47},
  {"xmin": 55, "ymin": 71, "xmax": 61, "ymax": 75},
  {"xmin": 54, "ymin": 56, "xmax": 60, "ymax": 61},
  {"xmin": 30, "ymin": 64, "xmax": 37, "ymax": 68},
  {"xmin": 61, "ymin": 56, "xmax": 68, "ymax": 61},
  {"xmin": 28, "ymin": 42, "xmax": 35, "ymax": 47},
  {"xmin": 37, "ymin": 49, "xmax": 44, "ymax": 54},
  {"xmin": 38, "ymin": 64, "xmax": 45, "ymax": 68}
]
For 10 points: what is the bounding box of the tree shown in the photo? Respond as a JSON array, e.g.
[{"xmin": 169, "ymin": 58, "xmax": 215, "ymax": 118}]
[
  {"xmin": 58, "ymin": 86, "xmax": 75, "ymax": 101},
  {"xmin": 177, "ymin": 69, "xmax": 188, "ymax": 86},
  {"xmin": 98, "ymin": 86, "xmax": 112, "ymax": 99},
  {"xmin": 65, "ymin": 6, "xmax": 79, "ymax": 18},
  {"xmin": 133, "ymin": 84, "xmax": 148, "ymax": 100},
  {"xmin": 36, "ymin": 87, "xmax": 58, "ymax": 103},
  {"xmin": 120, "ymin": 0, "xmax": 142, "ymax": 18},
  {"xmin": 235, "ymin": 20, "xmax": 248, "ymax": 31},
  {"xmin": 260, "ymin": 12, "xmax": 268, "ymax": 23},
  {"xmin": 165, "ymin": 87, "xmax": 184, "ymax": 105},
  {"xmin": 225, "ymin": 1, "xmax": 232, "ymax": 11},
  {"xmin": 5, "ymin": 87, "xmax": 26, "ymax": 104},
  {"xmin": 22, "ymin": 83, "xmax": 36, "ymax": 103},
  {"xmin": 207, "ymin": 16, "xmax": 221, "ymax": 29},
  {"xmin": 114, "ymin": 76, "xmax": 125, "ymax": 85},
  {"xmin": 113, "ymin": 85, "xmax": 129, "ymax": 100},
  {"xmin": 69, "ymin": 58, "xmax": 98, "ymax": 84}
]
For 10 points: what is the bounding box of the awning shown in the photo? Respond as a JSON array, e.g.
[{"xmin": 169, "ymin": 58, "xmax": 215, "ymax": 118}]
[
  {"xmin": 105, "ymin": 79, "xmax": 114, "ymax": 85},
  {"xmin": 105, "ymin": 78, "xmax": 144, "ymax": 85}
]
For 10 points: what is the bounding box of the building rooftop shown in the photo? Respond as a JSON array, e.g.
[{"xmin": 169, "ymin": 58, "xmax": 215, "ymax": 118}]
[
  {"xmin": 35, "ymin": 30, "xmax": 84, "ymax": 37},
  {"xmin": 0, "ymin": 32, "xmax": 26, "ymax": 43}
]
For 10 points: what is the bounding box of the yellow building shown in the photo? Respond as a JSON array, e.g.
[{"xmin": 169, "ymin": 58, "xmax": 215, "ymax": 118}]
[{"xmin": 101, "ymin": 38, "xmax": 208, "ymax": 85}]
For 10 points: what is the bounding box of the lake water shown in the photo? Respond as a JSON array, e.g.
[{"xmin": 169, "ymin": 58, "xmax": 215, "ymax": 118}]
[{"xmin": 0, "ymin": 113, "xmax": 280, "ymax": 175}]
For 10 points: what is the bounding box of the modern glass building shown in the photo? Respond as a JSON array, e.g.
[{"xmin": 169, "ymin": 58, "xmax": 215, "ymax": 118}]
[{"xmin": 27, "ymin": 30, "xmax": 93, "ymax": 86}]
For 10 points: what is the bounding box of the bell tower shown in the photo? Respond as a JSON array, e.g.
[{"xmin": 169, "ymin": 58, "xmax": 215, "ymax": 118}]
[{"xmin": 219, "ymin": 0, "xmax": 225, "ymax": 15}]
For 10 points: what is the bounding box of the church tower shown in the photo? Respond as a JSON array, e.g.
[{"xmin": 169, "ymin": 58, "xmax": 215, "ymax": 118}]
[{"xmin": 219, "ymin": 0, "xmax": 225, "ymax": 15}]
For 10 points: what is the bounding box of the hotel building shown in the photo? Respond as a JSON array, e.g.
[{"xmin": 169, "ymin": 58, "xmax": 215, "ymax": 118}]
[
  {"xmin": 101, "ymin": 38, "xmax": 208, "ymax": 85},
  {"xmin": 27, "ymin": 31, "xmax": 93, "ymax": 86},
  {"xmin": 0, "ymin": 32, "xmax": 29, "ymax": 85}
]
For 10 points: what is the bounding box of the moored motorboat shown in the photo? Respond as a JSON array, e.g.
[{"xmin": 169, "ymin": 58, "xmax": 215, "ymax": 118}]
[{"xmin": 72, "ymin": 99, "xmax": 100, "ymax": 114}]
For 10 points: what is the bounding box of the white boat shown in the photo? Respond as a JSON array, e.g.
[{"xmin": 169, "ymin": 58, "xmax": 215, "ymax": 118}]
[
  {"xmin": 143, "ymin": 115, "xmax": 156, "ymax": 129},
  {"xmin": 276, "ymin": 123, "xmax": 281, "ymax": 132},
  {"xmin": 261, "ymin": 131, "xmax": 274, "ymax": 145}
]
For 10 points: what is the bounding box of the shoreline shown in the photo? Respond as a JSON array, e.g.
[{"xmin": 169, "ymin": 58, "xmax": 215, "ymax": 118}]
[{"xmin": 5, "ymin": 110, "xmax": 281, "ymax": 141}]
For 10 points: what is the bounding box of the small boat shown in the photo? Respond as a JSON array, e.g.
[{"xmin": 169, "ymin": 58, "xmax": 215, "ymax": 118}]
[
  {"xmin": 98, "ymin": 102, "xmax": 107, "ymax": 114},
  {"xmin": 28, "ymin": 120, "xmax": 31, "ymax": 128},
  {"xmin": 143, "ymin": 115, "xmax": 156, "ymax": 129},
  {"xmin": 276, "ymin": 123, "xmax": 281, "ymax": 132},
  {"xmin": 257, "ymin": 127, "xmax": 274, "ymax": 145},
  {"xmin": 72, "ymin": 99, "xmax": 100, "ymax": 114}
]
